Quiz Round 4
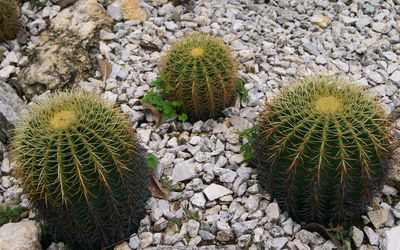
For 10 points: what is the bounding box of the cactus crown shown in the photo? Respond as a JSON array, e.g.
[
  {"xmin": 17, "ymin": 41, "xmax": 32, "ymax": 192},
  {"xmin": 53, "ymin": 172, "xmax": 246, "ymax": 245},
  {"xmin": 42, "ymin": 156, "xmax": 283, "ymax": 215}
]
[
  {"xmin": 161, "ymin": 33, "xmax": 238, "ymax": 121},
  {"xmin": 12, "ymin": 91, "xmax": 150, "ymax": 249},
  {"xmin": 255, "ymin": 75, "xmax": 394, "ymax": 226}
]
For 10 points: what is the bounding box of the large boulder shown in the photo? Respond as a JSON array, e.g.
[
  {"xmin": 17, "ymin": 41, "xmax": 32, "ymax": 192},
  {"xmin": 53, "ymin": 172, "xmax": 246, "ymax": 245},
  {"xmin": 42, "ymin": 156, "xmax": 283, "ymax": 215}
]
[
  {"xmin": 0, "ymin": 220, "xmax": 41, "ymax": 250},
  {"xmin": 18, "ymin": 0, "xmax": 113, "ymax": 99},
  {"xmin": 0, "ymin": 80, "xmax": 26, "ymax": 143}
]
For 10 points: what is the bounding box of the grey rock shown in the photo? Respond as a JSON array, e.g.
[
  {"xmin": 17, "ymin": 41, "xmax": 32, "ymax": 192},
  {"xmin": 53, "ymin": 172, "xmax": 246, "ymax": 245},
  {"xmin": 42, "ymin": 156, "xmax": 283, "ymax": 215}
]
[
  {"xmin": 214, "ymin": 168, "xmax": 237, "ymax": 183},
  {"xmin": 282, "ymin": 218, "xmax": 294, "ymax": 236},
  {"xmin": 332, "ymin": 59, "xmax": 349, "ymax": 72},
  {"xmin": 0, "ymin": 220, "xmax": 41, "ymax": 250},
  {"xmin": 229, "ymin": 116, "xmax": 249, "ymax": 132},
  {"xmin": 232, "ymin": 219, "xmax": 258, "ymax": 237},
  {"xmin": 216, "ymin": 230, "xmax": 234, "ymax": 242},
  {"xmin": 367, "ymin": 71, "xmax": 384, "ymax": 84},
  {"xmin": 129, "ymin": 234, "xmax": 140, "ymax": 249},
  {"xmin": 154, "ymin": 218, "xmax": 168, "ymax": 232},
  {"xmin": 171, "ymin": 160, "xmax": 197, "ymax": 184},
  {"xmin": 107, "ymin": 2, "xmax": 123, "ymax": 21},
  {"xmin": 100, "ymin": 29, "xmax": 116, "ymax": 40},
  {"xmin": 190, "ymin": 192, "xmax": 206, "ymax": 208},
  {"xmin": 350, "ymin": 226, "xmax": 364, "ymax": 247},
  {"xmin": 245, "ymin": 195, "xmax": 259, "ymax": 213},
  {"xmin": 295, "ymin": 229, "xmax": 314, "ymax": 244},
  {"xmin": 47, "ymin": 242, "xmax": 66, "ymax": 250},
  {"xmin": 303, "ymin": 42, "xmax": 320, "ymax": 56},
  {"xmin": 152, "ymin": 233, "xmax": 162, "ymax": 245},
  {"xmin": 0, "ymin": 66, "xmax": 16, "ymax": 79},
  {"xmin": 0, "ymin": 81, "xmax": 26, "ymax": 143},
  {"xmin": 150, "ymin": 207, "xmax": 163, "ymax": 222},
  {"xmin": 364, "ymin": 226, "xmax": 379, "ymax": 245},
  {"xmin": 140, "ymin": 232, "xmax": 153, "ymax": 248},
  {"xmin": 265, "ymin": 202, "xmax": 280, "ymax": 223},
  {"xmin": 163, "ymin": 233, "xmax": 182, "ymax": 245},
  {"xmin": 389, "ymin": 71, "xmax": 400, "ymax": 85},
  {"xmin": 194, "ymin": 152, "xmax": 213, "ymax": 163},
  {"xmin": 341, "ymin": 15, "xmax": 358, "ymax": 25},
  {"xmin": 187, "ymin": 219, "xmax": 200, "ymax": 238},
  {"xmin": 237, "ymin": 234, "xmax": 252, "ymax": 248},
  {"xmin": 270, "ymin": 237, "xmax": 288, "ymax": 250},
  {"xmin": 384, "ymin": 226, "xmax": 400, "ymax": 250},
  {"xmin": 356, "ymin": 17, "xmax": 371, "ymax": 30},
  {"xmin": 203, "ymin": 183, "xmax": 233, "ymax": 201},
  {"xmin": 383, "ymin": 51, "xmax": 397, "ymax": 61},
  {"xmin": 368, "ymin": 208, "xmax": 388, "ymax": 229},
  {"xmin": 199, "ymin": 229, "xmax": 215, "ymax": 241}
]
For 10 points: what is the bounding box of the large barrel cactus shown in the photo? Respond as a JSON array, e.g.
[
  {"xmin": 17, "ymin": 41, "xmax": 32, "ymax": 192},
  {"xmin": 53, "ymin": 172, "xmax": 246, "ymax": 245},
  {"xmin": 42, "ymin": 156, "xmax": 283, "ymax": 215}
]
[
  {"xmin": 0, "ymin": 0, "xmax": 19, "ymax": 42},
  {"xmin": 161, "ymin": 33, "xmax": 238, "ymax": 121},
  {"xmin": 255, "ymin": 76, "xmax": 394, "ymax": 226},
  {"xmin": 12, "ymin": 91, "xmax": 150, "ymax": 249}
]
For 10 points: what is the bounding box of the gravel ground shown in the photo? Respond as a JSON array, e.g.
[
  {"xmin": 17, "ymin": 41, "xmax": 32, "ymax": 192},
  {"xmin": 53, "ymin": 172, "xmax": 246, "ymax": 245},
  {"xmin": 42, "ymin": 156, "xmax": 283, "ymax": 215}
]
[{"xmin": 1, "ymin": 0, "xmax": 400, "ymax": 249}]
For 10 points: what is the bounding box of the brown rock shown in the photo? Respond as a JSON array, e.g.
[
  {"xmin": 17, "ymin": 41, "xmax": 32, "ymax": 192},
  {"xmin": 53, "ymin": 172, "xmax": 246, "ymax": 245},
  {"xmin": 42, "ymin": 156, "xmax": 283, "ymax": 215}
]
[
  {"xmin": 118, "ymin": 0, "xmax": 147, "ymax": 22},
  {"xmin": 310, "ymin": 15, "xmax": 331, "ymax": 29}
]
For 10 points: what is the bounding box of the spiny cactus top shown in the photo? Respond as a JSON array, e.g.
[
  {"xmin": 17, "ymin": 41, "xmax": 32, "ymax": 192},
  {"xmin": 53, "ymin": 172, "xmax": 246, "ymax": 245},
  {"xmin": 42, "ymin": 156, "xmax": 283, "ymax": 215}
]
[
  {"xmin": 0, "ymin": 0, "xmax": 20, "ymax": 42},
  {"xmin": 255, "ymin": 75, "xmax": 394, "ymax": 226},
  {"xmin": 12, "ymin": 91, "xmax": 150, "ymax": 249},
  {"xmin": 161, "ymin": 33, "xmax": 238, "ymax": 121}
]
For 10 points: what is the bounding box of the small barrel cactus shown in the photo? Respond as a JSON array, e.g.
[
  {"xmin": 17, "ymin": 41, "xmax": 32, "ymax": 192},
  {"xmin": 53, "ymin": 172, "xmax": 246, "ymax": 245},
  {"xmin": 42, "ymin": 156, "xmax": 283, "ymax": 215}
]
[
  {"xmin": 0, "ymin": 0, "xmax": 20, "ymax": 42},
  {"xmin": 254, "ymin": 75, "xmax": 394, "ymax": 226},
  {"xmin": 11, "ymin": 91, "xmax": 150, "ymax": 249},
  {"xmin": 161, "ymin": 33, "xmax": 238, "ymax": 121}
]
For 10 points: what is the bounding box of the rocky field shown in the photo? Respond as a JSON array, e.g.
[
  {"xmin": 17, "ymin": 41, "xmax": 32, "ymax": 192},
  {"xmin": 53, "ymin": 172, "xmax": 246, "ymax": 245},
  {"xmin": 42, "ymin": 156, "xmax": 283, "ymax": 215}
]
[{"xmin": 1, "ymin": 0, "xmax": 400, "ymax": 249}]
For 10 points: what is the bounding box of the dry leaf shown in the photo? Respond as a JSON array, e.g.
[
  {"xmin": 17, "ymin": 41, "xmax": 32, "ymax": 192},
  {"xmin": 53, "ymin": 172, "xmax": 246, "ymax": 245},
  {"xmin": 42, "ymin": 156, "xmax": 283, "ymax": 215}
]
[
  {"xmin": 97, "ymin": 58, "xmax": 112, "ymax": 80},
  {"xmin": 147, "ymin": 174, "xmax": 170, "ymax": 200},
  {"xmin": 140, "ymin": 41, "xmax": 161, "ymax": 52},
  {"xmin": 142, "ymin": 103, "xmax": 162, "ymax": 127}
]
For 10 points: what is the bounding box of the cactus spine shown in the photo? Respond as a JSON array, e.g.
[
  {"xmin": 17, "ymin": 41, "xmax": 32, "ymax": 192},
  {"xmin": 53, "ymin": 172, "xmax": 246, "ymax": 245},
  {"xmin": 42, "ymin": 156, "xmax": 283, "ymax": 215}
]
[
  {"xmin": 161, "ymin": 33, "xmax": 238, "ymax": 121},
  {"xmin": 254, "ymin": 76, "xmax": 394, "ymax": 226},
  {"xmin": 12, "ymin": 91, "xmax": 150, "ymax": 249},
  {"xmin": 0, "ymin": 0, "xmax": 19, "ymax": 42}
]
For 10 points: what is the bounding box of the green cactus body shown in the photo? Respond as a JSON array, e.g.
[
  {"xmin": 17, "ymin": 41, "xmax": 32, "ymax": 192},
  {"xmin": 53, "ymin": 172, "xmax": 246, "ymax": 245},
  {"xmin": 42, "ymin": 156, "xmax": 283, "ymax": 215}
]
[
  {"xmin": 12, "ymin": 91, "xmax": 150, "ymax": 249},
  {"xmin": 255, "ymin": 76, "xmax": 393, "ymax": 226},
  {"xmin": 162, "ymin": 33, "xmax": 238, "ymax": 121},
  {"xmin": 0, "ymin": 0, "xmax": 19, "ymax": 42}
]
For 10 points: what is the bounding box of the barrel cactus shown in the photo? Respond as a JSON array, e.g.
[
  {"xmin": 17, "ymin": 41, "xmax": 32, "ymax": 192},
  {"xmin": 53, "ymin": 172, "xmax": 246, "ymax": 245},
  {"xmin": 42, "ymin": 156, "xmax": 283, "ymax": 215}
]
[
  {"xmin": 11, "ymin": 91, "xmax": 151, "ymax": 249},
  {"xmin": 254, "ymin": 75, "xmax": 394, "ymax": 226},
  {"xmin": 161, "ymin": 33, "xmax": 238, "ymax": 121},
  {"xmin": 0, "ymin": 0, "xmax": 20, "ymax": 42}
]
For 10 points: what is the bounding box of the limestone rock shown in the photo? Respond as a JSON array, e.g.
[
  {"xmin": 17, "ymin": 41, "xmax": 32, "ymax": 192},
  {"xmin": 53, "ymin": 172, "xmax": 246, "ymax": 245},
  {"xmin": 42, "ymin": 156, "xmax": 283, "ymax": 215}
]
[
  {"xmin": 18, "ymin": 0, "xmax": 113, "ymax": 98},
  {"xmin": 203, "ymin": 183, "xmax": 233, "ymax": 201},
  {"xmin": 0, "ymin": 80, "xmax": 26, "ymax": 143},
  {"xmin": 0, "ymin": 220, "xmax": 41, "ymax": 250},
  {"xmin": 384, "ymin": 226, "xmax": 400, "ymax": 250}
]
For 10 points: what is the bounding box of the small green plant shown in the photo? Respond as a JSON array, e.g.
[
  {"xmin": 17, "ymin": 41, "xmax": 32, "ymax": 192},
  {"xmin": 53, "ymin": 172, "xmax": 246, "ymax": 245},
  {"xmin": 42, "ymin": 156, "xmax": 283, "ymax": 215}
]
[
  {"xmin": 161, "ymin": 177, "xmax": 173, "ymax": 191},
  {"xmin": 254, "ymin": 75, "xmax": 396, "ymax": 226},
  {"xmin": 12, "ymin": 91, "xmax": 151, "ymax": 249},
  {"xmin": 0, "ymin": 0, "xmax": 20, "ymax": 42},
  {"xmin": 236, "ymin": 126, "xmax": 257, "ymax": 162},
  {"xmin": 0, "ymin": 205, "xmax": 22, "ymax": 227},
  {"xmin": 236, "ymin": 78, "xmax": 248, "ymax": 102},
  {"xmin": 147, "ymin": 152, "xmax": 159, "ymax": 170},
  {"xmin": 161, "ymin": 33, "xmax": 239, "ymax": 121},
  {"xmin": 141, "ymin": 75, "xmax": 188, "ymax": 122},
  {"xmin": 183, "ymin": 208, "xmax": 199, "ymax": 221}
]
